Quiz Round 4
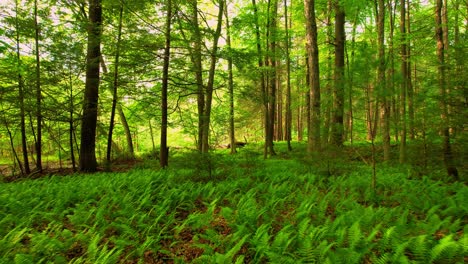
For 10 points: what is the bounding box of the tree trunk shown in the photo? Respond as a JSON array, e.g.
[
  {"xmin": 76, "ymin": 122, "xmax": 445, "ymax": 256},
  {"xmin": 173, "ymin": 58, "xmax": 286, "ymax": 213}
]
[
  {"xmin": 191, "ymin": 1, "xmax": 204, "ymax": 152},
  {"xmin": 68, "ymin": 65, "xmax": 76, "ymax": 171},
  {"xmin": 79, "ymin": 0, "xmax": 102, "ymax": 172},
  {"xmin": 304, "ymin": 0, "xmax": 321, "ymax": 153},
  {"xmin": 265, "ymin": 0, "xmax": 278, "ymax": 156},
  {"xmin": 284, "ymin": 0, "xmax": 292, "ymax": 151},
  {"xmin": 15, "ymin": 0, "xmax": 30, "ymax": 175},
  {"xmin": 331, "ymin": 0, "xmax": 346, "ymax": 147},
  {"xmin": 225, "ymin": 2, "xmax": 236, "ymax": 154},
  {"xmin": 376, "ymin": 0, "xmax": 390, "ymax": 161},
  {"xmin": 34, "ymin": 0, "xmax": 42, "ymax": 172},
  {"xmin": 435, "ymin": 0, "xmax": 459, "ymax": 179},
  {"xmin": 201, "ymin": 0, "xmax": 224, "ymax": 153},
  {"xmin": 160, "ymin": 0, "xmax": 172, "ymax": 168},
  {"xmin": 106, "ymin": 4, "xmax": 123, "ymax": 166},
  {"xmin": 252, "ymin": 0, "xmax": 270, "ymax": 158},
  {"xmin": 399, "ymin": 0, "xmax": 408, "ymax": 163}
]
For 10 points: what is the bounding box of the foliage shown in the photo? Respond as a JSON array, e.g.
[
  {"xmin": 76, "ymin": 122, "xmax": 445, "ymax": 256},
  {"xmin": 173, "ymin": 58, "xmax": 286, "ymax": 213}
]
[{"xmin": 0, "ymin": 145, "xmax": 466, "ymax": 262}]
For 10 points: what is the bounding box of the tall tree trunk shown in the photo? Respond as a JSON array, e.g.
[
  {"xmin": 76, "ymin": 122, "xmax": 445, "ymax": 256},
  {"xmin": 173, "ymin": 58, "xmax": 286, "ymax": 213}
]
[
  {"xmin": 15, "ymin": 0, "xmax": 30, "ymax": 175},
  {"xmin": 191, "ymin": 1, "xmax": 204, "ymax": 152},
  {"xmin": 201, "ymin": 0, "xmax": 224, "ymax": 153},
  {"xmin": 322, "ymin": 0, "xmax": 332, "ymax": 146},
  {"xmin": 331, "ymin": 0, "xmax": 346, "ymax": 147},
  {"xmin": 100, "ymin": 56, "xmax": 134, "ymax": 158},
  {"xmin": 265, "ymin": 0, "xmax": 277, "ymax": 156},
  {"xmin": 225, "ymin": 1, "xmax": 236, "ymax": 154},
  {"xmin": 34, "ymin": 0, "xmax": 42, "ymax": 172},
  {"xmin": 68, "ymin": 64, "xmax": 76, "ymax": 171},
  {"xmin": 79, "ymin": 0, "xmax": 102, "ymax": 172},
  {"xmin": 347, "ymin": 8, "xmax": 359, "ymax": 144},
  {"xmin": 376, "ymin": 0, "xmax": 390, "ymax": 161},
  {"xmin": 399, "ymin": 0, "xmax": 408, "ymax": 163},
  {"xmin": 387, "ymin": 0, "xmax": 398, "ymax": 142},
  {"xmin": 435, "ymin": 0, "xmax": 459, "ymax": 179},
  {"xmin": 106, "ymin": 4, "xmax": 123, "ymax": 166},
  {"xmin": 160, "ymin": 0, "xmax": 172, "ymax": 168},
  {"xmin": 407, "ymin": 1, "xmax": 415, "ymax": 140},
  {"xmin": 252, "ymin": 0, "xmax": 269, "ymax": 158},
  {"xmin": 304, "ymin": 0, "xmax": 321, "ymax": 153},
  {"xmin": 284, "ymin": 0, "xmax": 292, "ymax": 151}
]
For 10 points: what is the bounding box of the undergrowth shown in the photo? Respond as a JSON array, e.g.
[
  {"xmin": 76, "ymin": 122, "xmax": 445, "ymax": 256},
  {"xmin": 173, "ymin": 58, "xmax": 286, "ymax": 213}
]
[{"xmin": 0, "ymin": 143, "xmax": 466, "ymax": 263}]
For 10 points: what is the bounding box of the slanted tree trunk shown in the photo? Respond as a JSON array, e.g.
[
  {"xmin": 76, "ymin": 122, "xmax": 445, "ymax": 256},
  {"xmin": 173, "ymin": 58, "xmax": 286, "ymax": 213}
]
[
  {"xmin": 304, "ymin": 0, "xmax": 321, "ymax": 153},
  {"xmin": 79, "ymin": 0, "xmax": 102, "ymax": 172},
  {"xmin": 225, "ymin": 1, "xmax": 236, "ymax": 154},
  {"xmin": 15, "ymin": 0, "xmax": 30, "ymax": 175},
  {"xmin": 160, "ymin": 0, "xmax": 172, "ymax": 168},
  {"xmin": 106, "ymin": 4, "xmax": 123, "ymax": 166},
  {"xmin": 34, "ymin": 0, "xmax": 42, "ymax": 172},
  {"xmin": 200, "ymin": 0, "xmax": 224, "ymax": 153},
  {"xmin": 331, "ymin": 0, "xmax": 346, "ymax": 147},
  {"xmin": 435, "ymin": 0, "xmax": 459, "ymax": 179}
]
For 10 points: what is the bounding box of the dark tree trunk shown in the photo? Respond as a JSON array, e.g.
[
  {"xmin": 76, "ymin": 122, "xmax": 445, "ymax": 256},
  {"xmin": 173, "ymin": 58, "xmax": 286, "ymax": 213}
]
[
  {"xmin": 304, "ymin": 0, "xmax": 321, "ymax": 152},
  {"xmin": 284, "ymin": 0, "xmax": 292, "ymax": 151},
  {"xmin": 79, "ymin": 0, "xmax": 102, "ymax": 172},
  {"xmin": 252, "ymin": 0, "xmax": 269, "ymax": 158},
  {"xmin": 435, "ymin": 0, "xmax": 459, "ymax": 179},
  {"xmin": 160, "ymin": 0, "xmax": 172, "ymax": 168},
  {"xmin": 399, "ymin": 0, "xmax": 408, "ymax": 163},
  {"xmin": 15, "ymin": 0, "xmax": 30, "ymax": 175},
  {"xmin": 331, "ymin": 0, "xmax": 346, "ymax": 147},
  {"xmin": 201, "ymin": 0, "xmax": 224, "ymax": 153},
  {"xmin": 225, "ymin": 2, "xmax": 236, "ymax": 154},
  {"xmin": 34, "ymin": 0, "xmax": 42, "ymax": 172},
  {"xmin": 106, "ymin": 4, "xmax": 123, "ymax": 166}
]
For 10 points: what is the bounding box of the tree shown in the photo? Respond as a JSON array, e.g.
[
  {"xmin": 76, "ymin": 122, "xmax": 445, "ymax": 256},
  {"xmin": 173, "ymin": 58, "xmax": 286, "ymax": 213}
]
[
  {"xmin": 284, "ymin": 0, "xmax": 292, "ymax": 151},
  {"xmin": 15, "ymin": 0, "xmax": 30, "ymax": 175},
  {"xmin": 160, "ymin": 0, "xmax": 172, "ymax": 168},
  {"xmin": 376, "ymin": 0, "xmax": 390, "ymax": 161},
  {"xmin": 106, "ymin": 3, "xmax": 124, "ymax": 167},
  {"xmin": 80, "ymin": 0, "xmax": 102, "ymax": 172},
  {"xmin": 399, "ymin": 0, "xmax": 408, "ymax": 163},
  {"xmin": 304, "ymin": 0, "xmax": 321, "ymax": 153},
  {"xmin": 34, "ymin": 0, "xmax": 42, "ymax": 172},
  {"xmin": 435, "ymin": 0, "xmax": 459, "ymax": 179},
  {"xmin": 330, "ymin": 0, "xmax": 346, "ymax": 147},
  {"xmin": 225, "ymin": 0, "xmax": 236, "ymax": 154}
]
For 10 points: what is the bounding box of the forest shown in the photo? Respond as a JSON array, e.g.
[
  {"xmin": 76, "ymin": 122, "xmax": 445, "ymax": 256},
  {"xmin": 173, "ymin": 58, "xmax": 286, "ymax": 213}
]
[{"xmin": 0, "ymin": 0, "xmax": 467, "ymax": 262}]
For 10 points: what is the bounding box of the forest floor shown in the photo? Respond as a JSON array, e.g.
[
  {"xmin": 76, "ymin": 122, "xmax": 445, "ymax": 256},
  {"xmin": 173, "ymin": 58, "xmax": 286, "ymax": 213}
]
[{"xmin": 0, "ymin": 142, "xmax": 466, "ymax": 263}]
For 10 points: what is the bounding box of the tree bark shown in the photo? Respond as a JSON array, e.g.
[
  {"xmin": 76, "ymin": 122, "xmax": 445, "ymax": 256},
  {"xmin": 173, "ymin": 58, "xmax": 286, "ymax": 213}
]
[
  {"xmin": 15, "ymin": 0, "xmax": 30, "ymax": 175},
  {"xmin": 79, "ymin": 0, "xmax": 102, "ymax": 172},
  {"xmin": 376, "ymin": 0, "xmax": 390, "ymax": 161},
  {"xmin": 284, "ymin": 0, "xmax": 292, "ymax": 151},
  {"xmin": 331, "ymin": 0, "xmax": 346, "ymax": 147},
  {"xmin": 399, "ymin": 0, "xmax": 408, "ymax": 163},
  {"xmin": 304, "ymin": 0, "xmax": 321, "ymax": 153},
  {"xmin": 252, "ymin": 0, "xmax": 270, "ymax": 158},
  {"xmin": 225, "ymin": 1, "xmax": 236, "ymax": 154},
  {"xmin": 160, "ymin": 0, "xmax": 172, "ymax": 168},
  {"xmin": 201, "ymin": 0, "xmax": 224, "ymax": 153},
  {"xmin": 435, "ymin": 0, "xmax": 459, "ymax": 179},
  {"xmin": 34, "ymin": 0, "xmax": 42, "ymax": 172}
]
